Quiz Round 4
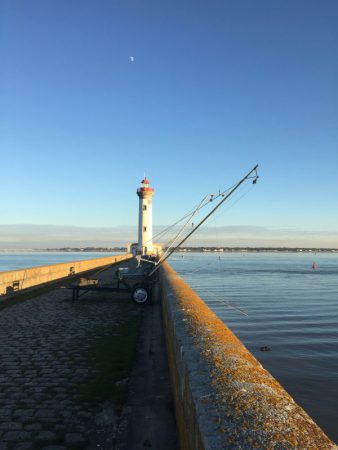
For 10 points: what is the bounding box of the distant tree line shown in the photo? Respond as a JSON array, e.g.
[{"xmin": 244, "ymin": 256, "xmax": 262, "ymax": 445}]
[
  {"xmin": 45, "ymin": 247, "xmax": 127, "ymax": 252},
  {"xmin": 168, "ymin": 247, "xmax": 338, "ymax": 252}
]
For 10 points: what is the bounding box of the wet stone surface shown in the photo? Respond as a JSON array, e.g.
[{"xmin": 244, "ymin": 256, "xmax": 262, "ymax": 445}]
[{"xmin": 0, "ymin": 266, "xmax": 139, "ymax": 450}]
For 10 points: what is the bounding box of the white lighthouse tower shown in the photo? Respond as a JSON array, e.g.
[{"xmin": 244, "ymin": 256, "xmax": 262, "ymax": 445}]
[{"xmin": 137, "ymin": 177, "xmax": 155, "ymax": 255}]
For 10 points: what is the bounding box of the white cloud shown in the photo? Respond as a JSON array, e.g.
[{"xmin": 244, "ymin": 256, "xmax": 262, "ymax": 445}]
[{"xmin": 0, "ymin": 224, "xmax": 337, "ymax": 249}]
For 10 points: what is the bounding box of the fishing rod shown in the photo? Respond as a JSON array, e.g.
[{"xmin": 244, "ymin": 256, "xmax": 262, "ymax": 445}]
[{"xmin": 149, "ymin": 164, "xmax": 259, "ymax": 276}]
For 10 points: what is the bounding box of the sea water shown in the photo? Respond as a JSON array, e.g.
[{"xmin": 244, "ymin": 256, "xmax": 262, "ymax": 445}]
[{"xmin": 170, "ymin": 251, "xmax": 338, "ymax": 443}]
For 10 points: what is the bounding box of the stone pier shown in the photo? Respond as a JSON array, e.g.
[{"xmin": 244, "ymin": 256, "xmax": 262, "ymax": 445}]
[
  {"xmin": 159, "ymin": 261, "xmax": 337, "ymax": 449},
  {"xmin": 0, "ymin": 258, "xmax": 178, "ymax": 450}
]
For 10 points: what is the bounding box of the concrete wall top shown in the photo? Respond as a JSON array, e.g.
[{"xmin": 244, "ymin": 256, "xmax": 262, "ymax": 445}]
[
  {"xmin": 0, "ymin": 253, "xmax": 132, "ymax": 296},
  {"xmin": 160, "ymin": 261, "xmax": 337, "ymax": 449}
]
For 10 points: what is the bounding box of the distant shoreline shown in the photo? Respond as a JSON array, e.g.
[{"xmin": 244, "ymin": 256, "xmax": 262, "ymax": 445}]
[
  {"xmin": 175, "ymin": 247, "xmax": 338, "ymax": 253},
  {"xmin": 1, "ymin": 247, "xmax": 337, "ymax": 253}
]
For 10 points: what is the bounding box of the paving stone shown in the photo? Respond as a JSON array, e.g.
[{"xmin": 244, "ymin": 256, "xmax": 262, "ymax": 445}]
[
  {"xmin": 32, "ymin": 393, "xmax": 46, "ymax": 401},
  {"xmin": 36, "ymin": 430, "xmax": 56, "ymax": 441},
  {"xmin": 24, "ymin": 423, "xmax": 43, "ymax": 431},
  {"xmin": 40, "ymin": 418, "xmax": 59, "ymax": 425},
  {"xmin": 13, "ymin": 409, "xmax": 35, "ymax": 417},
  {"xmin": 53, "ymin": 387, "xmax": 66, "ymax": 393},
  {"xmin": 0, "ymin": 271, "xmax": 139, "ymax": 449},
  {"xmin": 41, "ymin": 446, "xmax": 67, "ymax": 450},
  {"xmin": 35, "ymin": 409, "xmax": 56, "ymax": 418},
  {"xmin": 9, "ymin": 393, "xmax": 24, "ymax": 400},
  {"xmin": 78, "ymin": 411, "xmax": 92, "ymax": 419},
  {"xmin": 13, "ymin": 443, "xmax": 33, "ymax": 450},
  {"xmin": 54, "ymin": 424, "xmax": 67, "ymax": 432},
  {"xmin": 64, "ymin": 432, "xmax": 86, "ymax": 444},
  {"xmin": 0, "ymin": 422, "xmax": 23, "ymax": 431},
  {"xmin": 59, "ymin": 410, "xmax": 72, "ymax": 418},
  {"xmin": 2, "ymin": 431, "xmax": 32, "ymax": 441},
  {"xmin": 23, "ymin": 398, "xmax": 36, "ymax": 404},
  {"xmin": 6, "ymin": 370, "xmax": 21, "ymax": 376}
]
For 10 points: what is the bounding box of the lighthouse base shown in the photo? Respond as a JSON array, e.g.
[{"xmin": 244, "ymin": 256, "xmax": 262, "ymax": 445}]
[{"xmin": 127, "ymin": 243, "xmax": 163, "ymax": 257}]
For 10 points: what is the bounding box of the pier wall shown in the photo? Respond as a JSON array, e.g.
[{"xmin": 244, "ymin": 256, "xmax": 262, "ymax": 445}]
[
  {"xmin": 0, "ymin": 253, "xmax": 132, "ymax": 296},
  {"xmin": 160, "ymin": 262, "xmax": 336, "ymax": 449}
]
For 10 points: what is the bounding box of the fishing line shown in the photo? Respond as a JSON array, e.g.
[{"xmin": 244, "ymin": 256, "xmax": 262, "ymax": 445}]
[
  {"xmin": 150, "ymin": 177, "xmax": 250, "ymax": 250},
  {"xmin": 167, "ymin": 183, "xmax": 251, "ymax": 252},
  {"xmin": 187, "ymin": 260, "xmax": 220, "ymax": 274},
  {"xmin": 157, "ymin": 197, "xmax": 207, "ymax": 265},
  {"xmin": 171, "ymin": 265, "xmax": 249, "ymax": 315},
  {"xmin": 194, "ymin": 183, "xmax": 256, "ymax": 235},
  {"xmin": 159, "ymin": 185, "xmax": 239, "ymax": 259},
  {"xmin": 151, "ymin": 167, "xmax": 258, "ymax": 317},
  {"xmin": 170, "ymin": 184, "xmax": 256, "ymax": 294},
  {"xmin": 166, "ymin": 183, "xmax": 252, "ymax": 256},
  {"xmin": 146, "ymin": 198, "xmax": 210, "ymax": 245},
  {"xmin": 213, "ymin": 297, "xmax": 249, "ymax": 317},
  {"xmin": 160, "ymin": 184, "xmax": 255, "ymax": 277},
  {"xmin": 149, "ymin": 165, "xmax": 259, "ymax": 274}
]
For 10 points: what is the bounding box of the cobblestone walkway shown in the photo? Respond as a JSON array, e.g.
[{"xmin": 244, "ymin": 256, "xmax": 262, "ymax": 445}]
[{"xmin": 0, "ymin": 265, "xmax": 141, "ymax": 450}]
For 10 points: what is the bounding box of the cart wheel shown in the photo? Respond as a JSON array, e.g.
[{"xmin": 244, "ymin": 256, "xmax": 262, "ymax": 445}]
[{"xmin": 131, "ymin": 284, "xmax": 150, "ymax": 304}]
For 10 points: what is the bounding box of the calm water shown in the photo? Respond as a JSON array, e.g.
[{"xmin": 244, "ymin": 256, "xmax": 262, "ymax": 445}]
[
  {"xmin": 0, "ymin": 251, "xmax": 122, "ymax": 272},
  {"xmin": 170, "ymin": 252, "xmax": 338, "ymax": 443}
]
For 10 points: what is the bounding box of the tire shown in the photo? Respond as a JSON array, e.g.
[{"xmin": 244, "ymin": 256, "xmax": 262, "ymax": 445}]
[{"xmin": 131, "ymin": 284, "xmax": 150, "ymax": 304}]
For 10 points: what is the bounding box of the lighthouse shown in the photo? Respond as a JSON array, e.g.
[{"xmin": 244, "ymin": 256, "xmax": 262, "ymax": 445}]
[{"xmin": 137, "ymin": 177, "xmax": 154, "ymax": 255}]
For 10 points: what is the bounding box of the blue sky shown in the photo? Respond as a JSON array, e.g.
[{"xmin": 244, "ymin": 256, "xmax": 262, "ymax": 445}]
[{"xmin": 1, "ymin": 1, "xmax": 337, "ymax": 246}]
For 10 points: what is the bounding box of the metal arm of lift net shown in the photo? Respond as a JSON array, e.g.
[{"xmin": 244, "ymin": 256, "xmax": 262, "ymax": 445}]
[{"xmin": 148, "ymin": 164, "xmax": 259, "ymax": 277}]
